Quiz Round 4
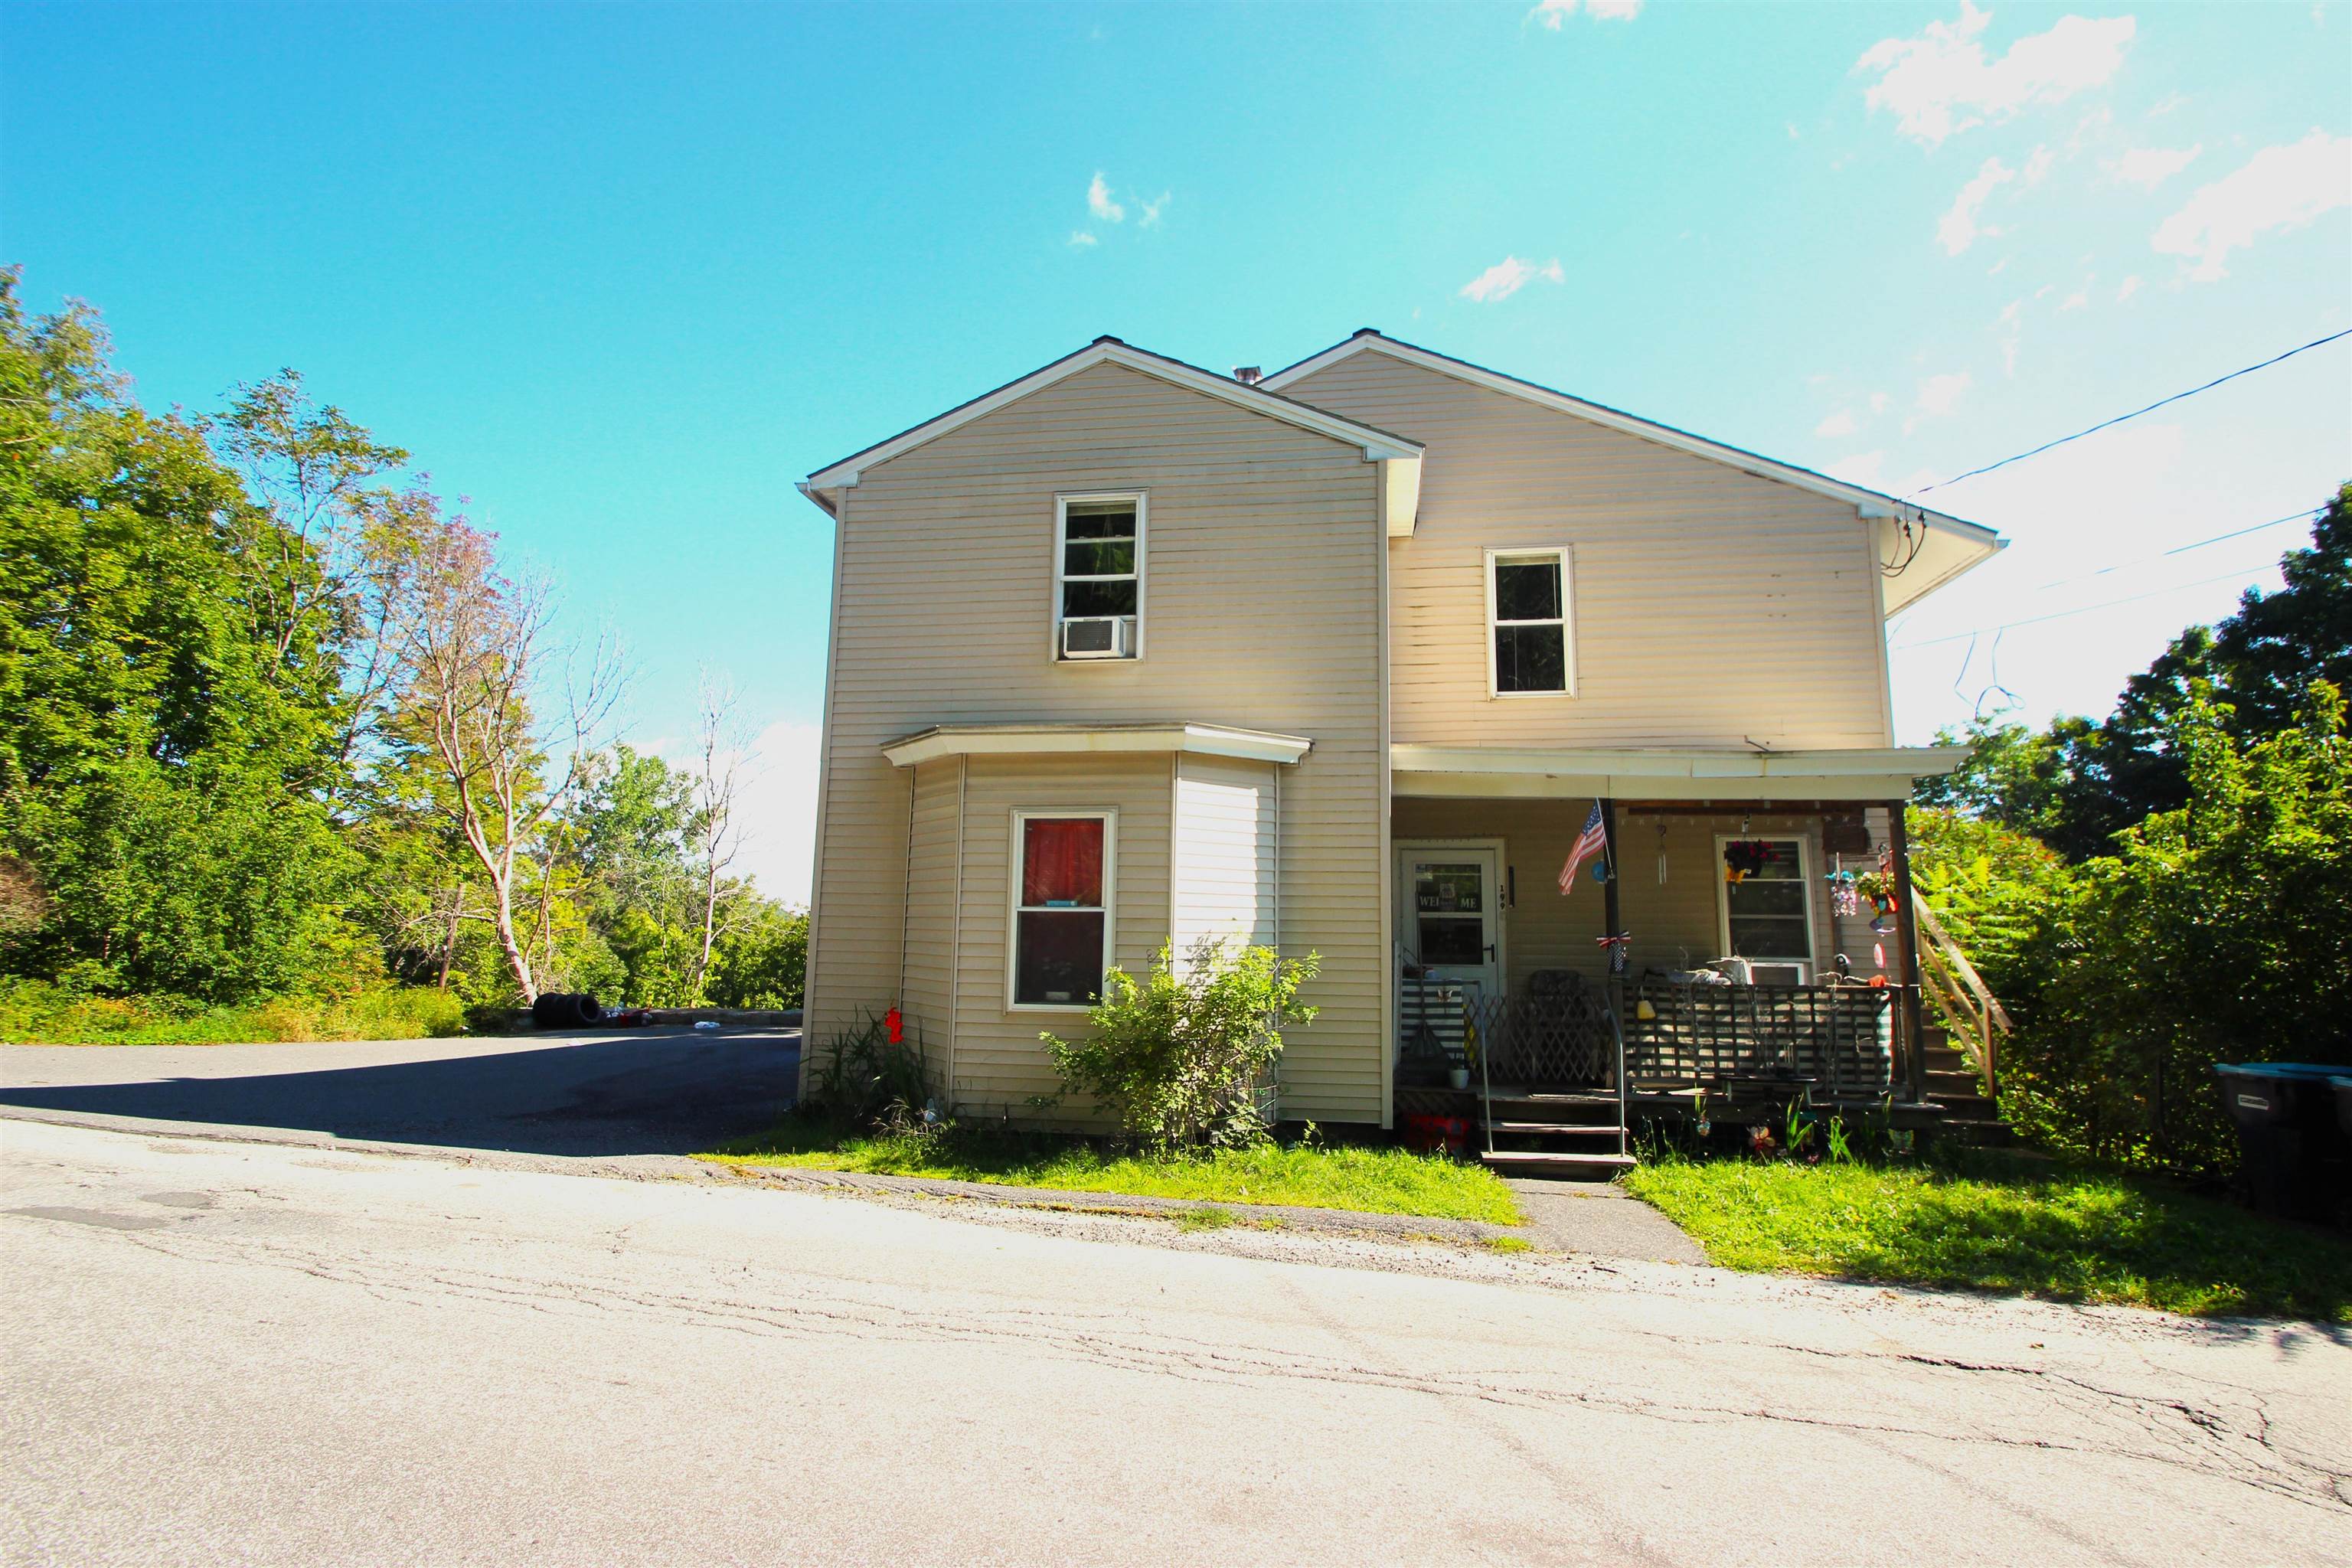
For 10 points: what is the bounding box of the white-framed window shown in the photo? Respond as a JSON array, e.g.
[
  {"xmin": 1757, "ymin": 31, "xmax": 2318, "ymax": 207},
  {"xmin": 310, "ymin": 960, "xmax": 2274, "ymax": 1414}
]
[
  {"xmin": 1484, "ymin": 547, "xmax": 1574, "ymax": 696},
  {"xmin": 1053, "ymin": 492, "xmax": 1145, "ymax": 662},
  {"xmin": 1715, "ymin": 835, "xmax": 1815, "ymax": 978},
  {"xmin": 1008, "ymin": 809, "xmax": 1117, "ymax": 1010}
]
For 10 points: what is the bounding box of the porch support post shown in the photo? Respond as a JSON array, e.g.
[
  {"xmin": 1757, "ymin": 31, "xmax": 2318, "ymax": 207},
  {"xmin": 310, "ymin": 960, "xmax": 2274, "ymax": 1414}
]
[
  {"xmin": 1886, "ymin": 799, "xmax": 1929, "ymax": 1106},
  {"xmin": 1602, "ymin": 796, "xmax": 1625, "ymax": 1113},
  {"xmin": 1599, "ymin": 797, "xmax": 1622, "ymax": 960}
]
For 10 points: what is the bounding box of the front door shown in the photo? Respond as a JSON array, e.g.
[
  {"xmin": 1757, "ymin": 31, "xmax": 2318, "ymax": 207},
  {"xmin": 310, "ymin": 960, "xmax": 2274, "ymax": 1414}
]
[{"xmin": 1398, "ymin": 845, "xmax": 1503, "ymax": 1001}]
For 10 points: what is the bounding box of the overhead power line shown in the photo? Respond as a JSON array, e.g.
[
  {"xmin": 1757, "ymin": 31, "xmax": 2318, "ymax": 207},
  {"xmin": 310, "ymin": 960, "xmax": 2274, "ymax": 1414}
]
[
  {"xmin": 1893, "ymin": 562, "xmax": 2282, "ymax": 650},
  {"xmin": 1902, "ymin": 328, "xmax": 2352, "ymax": 501},
  {"xmin": 2032, "ymin": 505, "xmax": 2322, "ymax": 592}
]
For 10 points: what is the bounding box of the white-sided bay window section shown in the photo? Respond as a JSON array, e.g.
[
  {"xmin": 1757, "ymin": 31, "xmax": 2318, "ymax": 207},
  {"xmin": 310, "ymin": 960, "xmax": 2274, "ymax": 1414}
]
[
  {"xmin": 1008, "ymin": 810, "xmax": 1116, "ymax": 1009},
  {"xmin": 1054, "ymin": 493, "xmax": 1144, "ymax": 661},
  {"xmin": 1485, "ymin": 547, "xmax": 1574, "ymax": 696}
]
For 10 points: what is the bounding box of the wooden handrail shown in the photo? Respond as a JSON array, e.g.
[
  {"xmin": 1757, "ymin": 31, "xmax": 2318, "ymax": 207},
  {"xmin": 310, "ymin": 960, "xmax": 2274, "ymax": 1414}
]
[{"xmin": 1913, "ymin": 900, "xmax": 2008, "ymax": 1094}]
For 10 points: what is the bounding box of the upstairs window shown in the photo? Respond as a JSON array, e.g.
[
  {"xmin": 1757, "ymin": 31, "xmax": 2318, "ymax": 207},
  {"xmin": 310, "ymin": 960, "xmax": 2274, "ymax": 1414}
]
[
  {"xmin": 1055, "ymin": 494, "xmax": 1144, "ymax": 662},
  {"xmin": 1485, "ymin": 547, "xmax": 1574, "ymax": 696},
  {"xmin": 1010, "ymin": 812, "xmax": 1115, "ymax": 1008}
]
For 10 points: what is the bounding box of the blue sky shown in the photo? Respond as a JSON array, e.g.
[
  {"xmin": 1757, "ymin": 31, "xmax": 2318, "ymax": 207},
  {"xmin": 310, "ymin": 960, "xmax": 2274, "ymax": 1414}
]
[{"xmin": 6, "ymin": 1, "xmax": 2349, "ymax": 900}]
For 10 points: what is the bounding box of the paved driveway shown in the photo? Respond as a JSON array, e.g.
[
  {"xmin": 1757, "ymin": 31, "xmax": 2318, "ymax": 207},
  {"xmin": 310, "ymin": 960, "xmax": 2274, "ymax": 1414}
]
[{"xmin": 0, "ymin": 1027, "xmax": 799, "ymax": 1157}]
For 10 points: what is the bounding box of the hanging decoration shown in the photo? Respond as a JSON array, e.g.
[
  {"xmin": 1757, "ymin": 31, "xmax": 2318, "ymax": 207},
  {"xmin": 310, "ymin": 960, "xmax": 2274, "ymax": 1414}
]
[
  {"xmin": 1723, "ymin": 839, "xmax": 1775, "ymax": 884},
  {"xmin": 1656, "ymin": 823, "xmax": 1668, "ymax": 887},
  {"xmin": 1827, "ymin": 856, "xmax": 1861, "ymax": 919},
  {"xmin": 1596, "ymin": 931, "xmax": 1632, "ymax": 975}
]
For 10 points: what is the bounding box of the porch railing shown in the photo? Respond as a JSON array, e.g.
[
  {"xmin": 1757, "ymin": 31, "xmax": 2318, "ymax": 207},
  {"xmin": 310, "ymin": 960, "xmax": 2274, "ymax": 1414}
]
[
  {"xmin": 1914, "ymin": 901, "xmax": 2011, "ymax": 1096},
  {"xmin": 1619, "ymin": 978, "xmax": 1905, "ymax": 1100}
]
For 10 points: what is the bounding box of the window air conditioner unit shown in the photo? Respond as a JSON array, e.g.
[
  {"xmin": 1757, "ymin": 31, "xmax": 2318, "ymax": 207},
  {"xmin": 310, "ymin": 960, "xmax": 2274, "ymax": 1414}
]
[
  {"xmin": 1748, "ymin": 962, "xmax": 1808, "ymax": 987},
  {"xmin": 1060, "ymin": 616, "xmax": 1133, "ymax": 660}
]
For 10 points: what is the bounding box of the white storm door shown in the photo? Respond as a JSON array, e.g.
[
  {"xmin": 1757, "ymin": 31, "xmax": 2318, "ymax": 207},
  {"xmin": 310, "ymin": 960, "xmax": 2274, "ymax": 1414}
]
[{"xmin": 1399, "ymin": 847, "xmax": 1502, "ymax": 1001}]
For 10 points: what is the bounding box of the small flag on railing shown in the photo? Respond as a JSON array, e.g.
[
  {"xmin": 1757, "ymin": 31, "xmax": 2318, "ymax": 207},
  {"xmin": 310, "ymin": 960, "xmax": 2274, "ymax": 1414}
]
[
  {"xmin": 1596, "ymin": 931, "xmax": 1632, "ymax": 975},
  {"xmin": 1559, "ymin": 800, "xmax": 1609, "ymax": 895}
]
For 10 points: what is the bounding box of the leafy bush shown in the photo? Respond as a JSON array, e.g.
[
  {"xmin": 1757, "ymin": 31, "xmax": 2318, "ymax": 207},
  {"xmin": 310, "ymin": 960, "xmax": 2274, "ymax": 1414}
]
[
  {"xmin": 1916, "ymin": 684, "xmax": 2352, "ymax": 1176},
  {"xmin": 0, "ymin": 978, "xmax": 467, "ymax": 1044},
  {"xmin": 1040, "ymin": 938, "xmax": 1318, "ymax": 1153},
  {"xmin": 804, "ymin": 1009, "xmax": 931, "ymax": 1127}
]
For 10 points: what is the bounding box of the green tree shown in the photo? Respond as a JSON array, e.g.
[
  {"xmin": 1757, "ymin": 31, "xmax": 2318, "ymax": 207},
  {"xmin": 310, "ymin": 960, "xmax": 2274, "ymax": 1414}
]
[{"xmin": 0, "ymin": 273, "xmax": 362, "ymax": 1000}]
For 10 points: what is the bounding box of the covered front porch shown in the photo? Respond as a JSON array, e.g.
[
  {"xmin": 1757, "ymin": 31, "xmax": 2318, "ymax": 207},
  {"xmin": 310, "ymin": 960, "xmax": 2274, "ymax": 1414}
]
[{"xmin": 1387, "ymin": 744, "xmax": 1975, "ymax": 1166}]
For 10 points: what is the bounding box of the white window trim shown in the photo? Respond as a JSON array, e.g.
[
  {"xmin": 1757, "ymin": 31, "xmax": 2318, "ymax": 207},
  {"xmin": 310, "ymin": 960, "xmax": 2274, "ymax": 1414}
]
[
  {"xmin": 1713, "ymin": 832, "xmax": 1816, "ymax": 978},
  {"xmin": 1006, "ymin": 808, "xmax": 1119, "ymax": 1013},
  {"xmin": 1484, "ymin": 546, "xmax": 1576, "ymax": 698},
  {"xmin": 1050, "ymin": 491, "xmax": 1147, "ymax": 665}
]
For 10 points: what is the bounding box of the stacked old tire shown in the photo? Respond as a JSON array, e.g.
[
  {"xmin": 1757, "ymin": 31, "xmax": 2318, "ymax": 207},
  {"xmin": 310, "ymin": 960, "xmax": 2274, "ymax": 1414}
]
[{"xmin": 531, "ymin": 992, "xmax": 606, "ymax": 1029}]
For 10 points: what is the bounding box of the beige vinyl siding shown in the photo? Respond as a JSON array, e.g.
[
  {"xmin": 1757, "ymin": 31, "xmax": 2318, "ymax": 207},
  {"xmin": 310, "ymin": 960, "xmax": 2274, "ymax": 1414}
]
[
  {"xmin": 806, "ymin": 360, "xmax": 1389, "ymax": 1124},
  {"xmin": 1393, "ymin": 800, "xmax": 1854, "ymax": 991},
  {"xmin": 1171, "ymin": 753, "xmax": 1279, "ymax": 959},
  {"xmin": 1282, "ymin": 349, "xmax": 1894, "ymax": 751},
  {"xmin": 950, "ymin": 754, "xmax": 1170, "ymax": 1118},
  {"xmin": 898, "ymin": 756, "xmax": 963, "ymax": 1080}
]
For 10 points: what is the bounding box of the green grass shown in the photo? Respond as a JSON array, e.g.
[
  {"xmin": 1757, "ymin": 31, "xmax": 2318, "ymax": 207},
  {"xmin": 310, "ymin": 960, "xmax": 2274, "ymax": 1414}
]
[
  {"xmin": 1174, "ymin": 1206, "xmax": 1236, "ymax": 1232},
  {"xmin": 702, "ymin": 1119, "xmax": 1524, "ymax": 1225},
  {"xmin": 0, "ymin": 980, "xmax": 472, "ymax": 1046},
  {"xmin": 1622, "ymin": 1148, "xmax": 2352, "ymax": 1321}
]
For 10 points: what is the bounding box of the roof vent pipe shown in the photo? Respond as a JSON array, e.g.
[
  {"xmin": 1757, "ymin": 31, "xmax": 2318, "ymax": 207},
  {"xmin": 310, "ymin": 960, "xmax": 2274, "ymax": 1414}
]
[{"xmin": 1232, "ymin": 366, "xmax": 1263, "ymax": 385}]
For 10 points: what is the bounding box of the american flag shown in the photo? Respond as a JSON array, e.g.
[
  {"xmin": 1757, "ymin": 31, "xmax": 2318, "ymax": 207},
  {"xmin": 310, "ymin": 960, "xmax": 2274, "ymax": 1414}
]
[{"xmin": 1558, "ymin": 800, "xmax": 1609, "ymax": 894}]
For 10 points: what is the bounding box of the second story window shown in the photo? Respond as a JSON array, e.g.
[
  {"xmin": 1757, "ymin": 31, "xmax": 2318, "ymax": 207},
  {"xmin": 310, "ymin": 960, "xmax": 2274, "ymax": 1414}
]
[
  {"xmin": 1486, "ymin": 547, "xmax": 1575, "ymax": 696},
  {"xmin": 1056, "ymin": 493, "xmax": 1144, "ymax": 662}
]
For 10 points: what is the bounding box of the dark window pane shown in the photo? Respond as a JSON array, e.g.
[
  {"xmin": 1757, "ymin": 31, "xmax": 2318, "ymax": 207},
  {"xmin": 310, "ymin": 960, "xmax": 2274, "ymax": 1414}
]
[
  {"xmin": 1021, "ymin": 818, "xmax": 1103, "ymax": 906},
  {"xmin": 1063, "ymin": 579, "xmax": 1138, "ymax": 617},
  {"xmin": 1495, "ymin": 623, "xmax": 1566, "ymax": 692},
  {"xmin": 1016, "ymin": 910, "xmax": 1106, "ymax": 1004},
  {"xmin": 1418, "ymin": 916, "xmax": 1485, "ymax": 965},
  {"xmin": 1413, "ymin": 864, "xmax": 1483, "ymax": 913},
  {"xmin": 1727, "ymin": 880, "xmax": 1806, "ymax": 917},
  {"xmin": 1063, "ymin": 505, "xmax": 1136, "ymax": 541},
  {"xmin": 1063, "ymin": 540, "xmax": 1135, "ymax": 577},
  {"xmin": 1494, "ymin": 559, "xmax": 1560, "ymax": 622},
  {"xmin": 1727, "ymin": 915, "xmax": 1811, "ymax": 962}
]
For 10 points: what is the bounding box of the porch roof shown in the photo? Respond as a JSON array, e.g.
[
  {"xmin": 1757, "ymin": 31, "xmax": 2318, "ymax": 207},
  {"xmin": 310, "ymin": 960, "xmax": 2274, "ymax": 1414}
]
[
  {"xmin": 883, "ymin": 720, "xmax": 1314, "ymax": 768},
  {"xmin": 1389, "ymin": 743, "xmax": 1970, "ymax": 802}
]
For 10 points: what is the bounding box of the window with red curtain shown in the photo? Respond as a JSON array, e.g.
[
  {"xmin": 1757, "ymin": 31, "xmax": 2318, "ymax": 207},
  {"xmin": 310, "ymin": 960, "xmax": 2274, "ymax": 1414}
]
[{"xmin": 1015, "ymin": 815, "xmax": 1107, "ymax": 1006}]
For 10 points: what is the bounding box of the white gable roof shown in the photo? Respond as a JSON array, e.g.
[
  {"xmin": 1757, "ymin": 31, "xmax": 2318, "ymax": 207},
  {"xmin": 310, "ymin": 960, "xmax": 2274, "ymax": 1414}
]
[
  {"xmin": 1264, "ymin": 332, "xmax": 2004, "ymax": 612},
  {"xmin": 800, "ymin": 337, "xmax": 1423, "ymax": 518}
]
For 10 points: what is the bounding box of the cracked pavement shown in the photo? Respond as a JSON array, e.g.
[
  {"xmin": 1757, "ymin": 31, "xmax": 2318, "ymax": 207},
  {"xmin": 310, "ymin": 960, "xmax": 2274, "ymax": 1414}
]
[{"xmin": 4, "ymin": 1117, "xmax": 2348, "ymax": 1566}]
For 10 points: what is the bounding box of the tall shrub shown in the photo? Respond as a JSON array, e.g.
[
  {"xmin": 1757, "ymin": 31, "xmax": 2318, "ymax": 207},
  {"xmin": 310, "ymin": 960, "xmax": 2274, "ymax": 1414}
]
[{"xmin": 1042, "ymin": 938, "xmax": 1318, "ymax": 1153}]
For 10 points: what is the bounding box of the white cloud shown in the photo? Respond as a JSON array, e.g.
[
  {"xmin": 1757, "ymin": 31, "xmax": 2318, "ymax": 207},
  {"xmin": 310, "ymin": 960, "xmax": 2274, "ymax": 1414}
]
[
  {"xmin": 2152, "ymin": 130, "xmax": 2352, "ymax": 281},
  {"xmin": 1824, "ymin": 450, "xmax": 1940, "ymax": 495},
  {"xmin": 1531, "ymin": 0, "xmax": 1641, "ymax": 26},
  {"xmin": 1856, "ymin": 2, "xmax": 2136, "ymax": 147},
  {"xmin": 2109, "ymin": 143, "xmax": 2201, "ymax": 189},
  {"xmin": 727, "ymin": 720, "xmax": 824, "ymax": 906},
  {"xmin": 2023, "ymin": 144, "xmax": 2056, "ymax": 185},
  {"xmin": 1067, "ymin": 230, "xmax": 1098, "ymax": 248},
  {"xmin": 2116, "ymin": 273, "xmax": 2142, "ymax": 302},
  {"xmin": 2147, "ymin": 90, "xmax": 2189, "ymax": 117},
  {"xmin": 1869, "ymin": 390, "xmax": 1891, "ymax": 414},
  {"xmin": 1459, "ymin": 254, "xmax": 1565, "ymax": 302},
  {"xmin": 1138, "ymin": 191, "xmax": 1171, "ymax": 227},
  {"xmin": 1998, "ymin": 299, "xmax": 2024, "ymax": 375},
  {"xmin": 1910, "ymin": 371, "xmax": 1974, "ymax": 433},
  {"xmin": 1937, "ymin": 157, "xmax": 2015, "ymax": 254},
  {"xmin": 2060, "ymin": 283, "xmax": 2091, "ymax": 311},
  {"xmin": 1086, "ymin": 171, "xmax": 1125, "ymax": 223},
  {"xmin": 1815, "ymin": 410, "xmax": 1859, "ymax": 438}
]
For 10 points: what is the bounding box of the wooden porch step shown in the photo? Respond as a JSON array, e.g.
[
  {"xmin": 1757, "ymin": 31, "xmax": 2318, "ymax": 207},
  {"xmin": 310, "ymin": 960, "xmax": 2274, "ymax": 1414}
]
[
  {"xmin": 1483, "ymin": 1122, "xmax": 1629, "ymax": 1138},
  {"xmin": 1480, "ymin": 1149, "xmax": 1638, "ymax": 1173}
]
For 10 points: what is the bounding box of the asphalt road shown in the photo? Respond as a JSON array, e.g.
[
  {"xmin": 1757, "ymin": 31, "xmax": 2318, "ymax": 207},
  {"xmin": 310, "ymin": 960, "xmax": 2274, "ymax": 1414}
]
[
  {"xmin": 0, "ymin": 1027, "xmax": 799, "ymax": 1156},
  {"xmin": 5, "ymin": 1117, "xmax": 2347, "ymax": 1566}
]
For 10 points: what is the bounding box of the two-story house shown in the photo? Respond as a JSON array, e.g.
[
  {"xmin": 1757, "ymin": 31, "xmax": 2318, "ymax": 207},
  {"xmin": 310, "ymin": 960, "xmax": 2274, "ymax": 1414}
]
[{"xmin": 795, "ymin": 332, "xmax": 2003, "ymax": 1146}]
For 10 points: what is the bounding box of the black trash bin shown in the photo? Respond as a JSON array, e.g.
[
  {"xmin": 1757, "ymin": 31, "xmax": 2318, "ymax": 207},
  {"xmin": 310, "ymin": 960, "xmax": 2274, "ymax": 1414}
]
[{"xmin": 2212, "ymin": 1063, "xmax": 2351, "ymax": 1223}]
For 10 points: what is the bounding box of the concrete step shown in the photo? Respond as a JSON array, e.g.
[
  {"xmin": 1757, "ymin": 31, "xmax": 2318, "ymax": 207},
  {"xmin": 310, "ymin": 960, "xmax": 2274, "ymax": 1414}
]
[
  {"xmin": 1484, "ymin": 1122, "xmax": 1629, "ymax": 1138},
  {"xmin": 1480, "ymin": 1150, "xmax": 1638, "ymax": 1174}
]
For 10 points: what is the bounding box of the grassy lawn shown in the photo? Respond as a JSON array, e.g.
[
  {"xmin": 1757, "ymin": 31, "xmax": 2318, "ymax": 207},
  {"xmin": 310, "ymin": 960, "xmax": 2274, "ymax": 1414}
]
[
  {"xmin": 701, "ymin": 1119, "xmax": 1524, "ymax": 1225},
  {"xmin": 1623, "ymin": 1148, "xmax": 2352, "ymax": 1321},
  {"xmin": 0, "ymin": 980, "xmax": 471, "ymax": 1046}
]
